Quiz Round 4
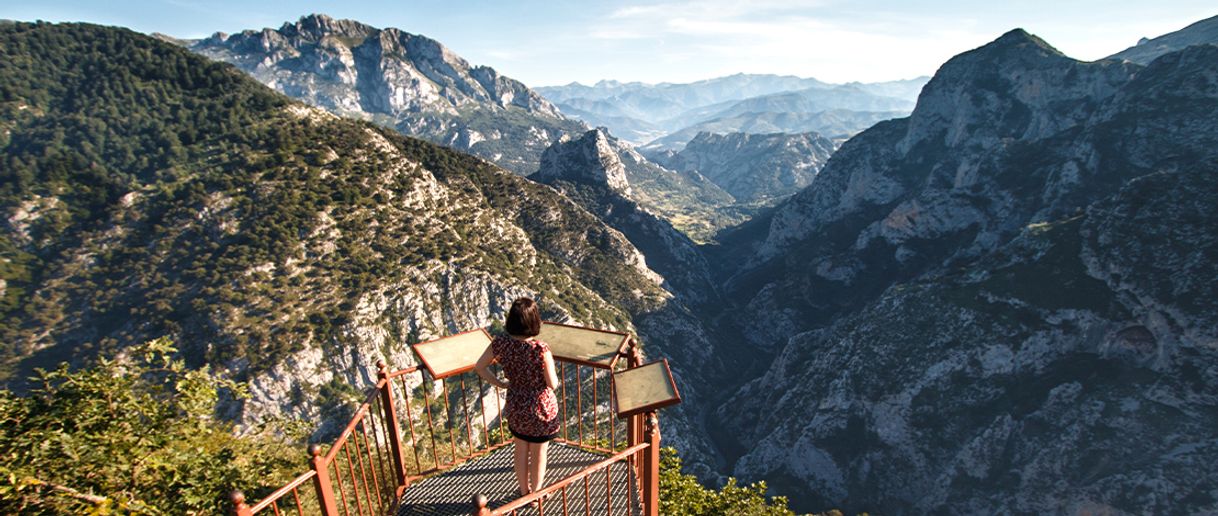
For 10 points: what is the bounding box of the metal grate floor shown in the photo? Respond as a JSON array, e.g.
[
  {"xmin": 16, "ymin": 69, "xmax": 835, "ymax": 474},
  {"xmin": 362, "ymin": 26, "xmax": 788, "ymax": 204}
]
[{"xmin": 396, "ymin": 442, "xmax": 641, "ymax": 516}]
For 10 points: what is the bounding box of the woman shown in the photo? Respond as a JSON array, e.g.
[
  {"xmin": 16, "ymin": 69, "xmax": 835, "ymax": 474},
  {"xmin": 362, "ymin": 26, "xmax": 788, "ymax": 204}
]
[{"xmin": 474, "ymin": 297, "xmax": 560, "ymax": 498}]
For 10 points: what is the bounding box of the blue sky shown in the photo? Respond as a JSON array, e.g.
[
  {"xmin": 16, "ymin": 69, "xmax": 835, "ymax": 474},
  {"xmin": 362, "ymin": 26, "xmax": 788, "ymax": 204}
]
[{"xmin": 2, "ymin": 1, "xmax": 1214, "ymax": 86}]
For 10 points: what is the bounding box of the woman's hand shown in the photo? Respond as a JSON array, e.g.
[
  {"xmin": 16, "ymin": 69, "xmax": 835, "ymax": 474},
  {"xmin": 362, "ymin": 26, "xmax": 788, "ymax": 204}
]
[{"xmin": 474, "ymin": 345, "xmax": 509, "ymax": 390}]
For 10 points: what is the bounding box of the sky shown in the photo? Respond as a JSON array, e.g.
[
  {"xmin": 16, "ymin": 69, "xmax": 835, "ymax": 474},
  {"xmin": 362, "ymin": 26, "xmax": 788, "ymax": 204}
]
[{"xmin": 2, "ymin": 1, "xmax": 1215, "ymax": 87}]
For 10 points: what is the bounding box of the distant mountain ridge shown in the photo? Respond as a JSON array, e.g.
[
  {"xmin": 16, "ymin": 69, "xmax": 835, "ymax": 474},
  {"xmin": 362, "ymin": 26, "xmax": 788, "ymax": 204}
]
[
  {"xmin": 188, "ymin": 14, "xmax": 587, "ymax": 174},
  {"xmin": 1107, "ymin": 13, "xmax": 1218, "ymax": 64},
  {"xmin": 539, "ymin": 74, "xmax": 927, "ymax": 148},
  {"xmin": 537, "ymin": 73, "xmax": 833, "ymax": 112},
  {"xmin": 641, "ymin": 109, "xmax": 905, "ymax": 151}
]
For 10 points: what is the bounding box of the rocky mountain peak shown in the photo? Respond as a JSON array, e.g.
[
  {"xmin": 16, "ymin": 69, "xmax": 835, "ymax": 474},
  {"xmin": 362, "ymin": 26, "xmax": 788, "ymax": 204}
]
[
  {"xmin": 192, "ymin": 14, "xmax": 562, "ymax": 118},
  {"xmin": 901, "ymin": 28, "xmax": 1137, "ymax": 151},
  {"xmin": 279, "ymin": 13, "xmax": 374, "ymax": 41},
  {"xmin": 188, "ymin": 15, "xmax": 579, "ymax": 175},
  {"xmin": 991, "ymin": 28, "xmax": 1063, "ymax": 55},
  {"xmin": 535, "ymin": 129, "xmax": 633, "ymax": 196}
]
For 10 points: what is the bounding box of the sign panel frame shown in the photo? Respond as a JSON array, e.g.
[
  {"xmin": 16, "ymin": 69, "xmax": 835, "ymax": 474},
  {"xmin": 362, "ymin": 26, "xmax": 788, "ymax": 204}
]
[
  {"xmin": 538, "ymin": 321, "xmax": 631, "ymax": 370},
  {"xmin": 612, "ymin": 359, "xmax": 682, "ymax": 419},
  {"xmin": 411, "ymin": 328, "xmax": 494, "ymax": 379}
]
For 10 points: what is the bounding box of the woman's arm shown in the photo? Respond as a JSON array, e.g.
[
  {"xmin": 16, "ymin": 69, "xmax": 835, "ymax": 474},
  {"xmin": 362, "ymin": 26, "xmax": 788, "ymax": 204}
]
[
  {"xmin": 474, "ymin": 345, "xmax": 509, "ymax": 390},
  {"xmin": 541, "ymin": 349, "xmax": 559, "ymax": 390}
]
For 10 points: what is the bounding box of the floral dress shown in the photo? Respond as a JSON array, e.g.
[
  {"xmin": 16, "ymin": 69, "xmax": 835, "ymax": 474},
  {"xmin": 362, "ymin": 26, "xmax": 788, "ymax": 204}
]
[{"xmin": 491, "ymin": 335, "xmax": 560, "ymax": 439}]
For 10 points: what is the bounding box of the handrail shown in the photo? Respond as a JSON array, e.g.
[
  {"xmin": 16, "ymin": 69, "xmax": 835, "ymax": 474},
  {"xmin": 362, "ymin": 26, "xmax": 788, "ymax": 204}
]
[
  {"xmin": 248, "ymin": 471, "xmax": 316, "ymax": 513},
  {"xmin": 323, "ymin": 406, "xmax": 369, "ymax": 463},
  {"xmin": 488, "ymin": 442, "xmax": 649, "ymax": 514},
  {"xmin": 234, "ymin": 331, "xmax": 660, "ymax": 516},
  {"xmin": 385, "ymin": 365, "xmax": 421, "ymax": 379}
]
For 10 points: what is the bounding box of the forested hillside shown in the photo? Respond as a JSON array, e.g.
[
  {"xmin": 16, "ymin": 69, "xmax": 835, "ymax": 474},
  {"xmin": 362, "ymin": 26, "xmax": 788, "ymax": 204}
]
[{"xmin": 0, "ymin": 21, "xmax": 672, "ymax": 423}]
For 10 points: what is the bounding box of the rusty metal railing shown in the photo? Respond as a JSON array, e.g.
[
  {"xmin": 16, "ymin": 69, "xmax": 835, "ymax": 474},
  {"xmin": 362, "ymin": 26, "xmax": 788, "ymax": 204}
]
[
  {"xmin": 472, "ymin": 412, "xmax": 661, "ymax": 516},
  {"xmin": 232, "ymin": 336, "xmax": 663, "ymax": 516}
]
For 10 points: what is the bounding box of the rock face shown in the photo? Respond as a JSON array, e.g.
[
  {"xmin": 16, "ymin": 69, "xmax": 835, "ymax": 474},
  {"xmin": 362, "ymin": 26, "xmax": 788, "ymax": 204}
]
[
  {"xmin": 535, "ymin": 130, "xmax": 720, "ymax": 306},
  {"xmin": 648, "ymin": 131, "xmax": 838, "ymax": 206},
  {"xmin": 190, "ymin": 14, "xmax": 586, "ymax": 174},
  {"xmin": 711, "ymin": 29, "xmax": 1218, "ymax": 513},
  {"xmin": 1107, "ymin": 14, "xmax": 1218, "ymax": 64},
  {"xmin": 534, "ymin": 129, "xmax": 633, "ymax": 196},
  {"xmin": 536, "ymin": 129, "xmax": 741, "ymax": 242}
]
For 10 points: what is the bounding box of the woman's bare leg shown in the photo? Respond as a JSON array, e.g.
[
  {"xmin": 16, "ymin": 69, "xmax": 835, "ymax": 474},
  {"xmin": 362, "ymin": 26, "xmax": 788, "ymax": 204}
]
[
  {"xmin": 528, "ymin": 441, "xmax": 550, "ymax": 492},
  {"xmin": 513, "ymin": 438, "xmax": 530, "ymax": 495}
]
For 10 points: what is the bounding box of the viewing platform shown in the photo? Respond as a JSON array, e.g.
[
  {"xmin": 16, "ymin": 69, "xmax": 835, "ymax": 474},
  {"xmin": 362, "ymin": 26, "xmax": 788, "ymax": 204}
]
[{"xmin": 230, "ymin": 322, "xmax": 680, "ymax": 516}]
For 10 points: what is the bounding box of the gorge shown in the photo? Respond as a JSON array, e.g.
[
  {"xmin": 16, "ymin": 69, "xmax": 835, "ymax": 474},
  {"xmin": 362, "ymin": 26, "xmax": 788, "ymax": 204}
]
[{"xmin": 2, "ymin": 12, "xmax": 1217, "ymax": 515}]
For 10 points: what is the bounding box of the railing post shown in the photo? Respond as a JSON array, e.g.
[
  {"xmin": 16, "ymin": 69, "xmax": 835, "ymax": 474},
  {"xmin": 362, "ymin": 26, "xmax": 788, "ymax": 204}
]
[
  {"xmin": 310, "ymin": 444, "xmax": 341, "ymax": 516},
  {"xmin": 471, "ymin": 493, "xmax": 490, "ymax": 515},
  {"xmin": 378, "ymin": 360, "xmax": 409, "ymax": 488},
  {"xmin": 625, "ymin": 340, "xmax": 644, "ymax": 482},
  {"xmin": 642, "ymin": 413, "xmax": 661, "ymax": 516},
  {"xmin": 230, "ymin": 490, "xmax": 253, "ymax": 516}
]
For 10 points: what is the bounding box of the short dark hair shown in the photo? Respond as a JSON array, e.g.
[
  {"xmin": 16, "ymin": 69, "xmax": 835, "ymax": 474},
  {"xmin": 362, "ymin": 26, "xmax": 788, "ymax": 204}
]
[{"xmin": 505, "ymin": 297, "xmax": 541, "ymax": 337}]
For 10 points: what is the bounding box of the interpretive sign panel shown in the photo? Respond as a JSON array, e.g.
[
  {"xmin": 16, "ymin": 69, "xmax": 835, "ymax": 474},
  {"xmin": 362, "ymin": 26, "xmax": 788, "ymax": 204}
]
[
  {"xmin": 613, "ymin": 359, "xmax": 681, "ymax": 418},
  {"xmin": 411, "ymin": 328, "xmax": 494, "ymax": 379},
  {"xmin": 538, "ymin": 321, "xmax": 630, "ymax": 369}
]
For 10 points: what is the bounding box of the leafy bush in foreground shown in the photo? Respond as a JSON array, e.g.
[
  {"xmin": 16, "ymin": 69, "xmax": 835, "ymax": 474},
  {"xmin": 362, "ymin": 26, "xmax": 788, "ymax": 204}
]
[
  {"xmin": 660, "ymin": 447, "xmax": 794, "ymax": 515},
  {"xmin": 0, "ymin": 338, "xmax": 297, "ymax": 514}
]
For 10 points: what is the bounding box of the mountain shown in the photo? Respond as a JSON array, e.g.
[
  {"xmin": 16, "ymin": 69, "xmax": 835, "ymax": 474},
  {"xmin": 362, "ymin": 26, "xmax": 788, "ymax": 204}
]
[
  {"xmin": 661, "ymin": 84, "xmax": 915, "ymax": 132},
  {"xmin": 534, "ymin": 130, "xmax": 719, "ymax": 299},
  {"xmin": 844, "ymin": 76, "xmax": 930, "ymax": 101},
  {"xmin": 641, "ymin": 109, "xmax": 903, "ymax": 151},
  {"xmin": 711, "ymin": 28, "xmax": 1218, "ymax": 513},
  {"xmin": 0, "ymin": 21, "xmax": 730, "ymax": 474},
  {"xmin": 1107, "ymin": 14, "xmax": 1218, "ymax": 64},
  {"xmin": 539, "ymin": 74, "xmax": 927, "ymax": 146},
  {"xmin": 188, "ymin": 14, "xmax": 587, "ymax": 174},
  {"xmin": 647, "ymin": 131, "xmax": 837, "ymax": 206},
  {"xmin": 537, "ymin": 73, "xmax": 833, "ymax": 119},
  {"xmin": 533, "ymin": 128, "xmax": 745, "ymax": 242},
  {"xmin": 549, "ymin": 102, "xmax": 665, "ymax": 143}
]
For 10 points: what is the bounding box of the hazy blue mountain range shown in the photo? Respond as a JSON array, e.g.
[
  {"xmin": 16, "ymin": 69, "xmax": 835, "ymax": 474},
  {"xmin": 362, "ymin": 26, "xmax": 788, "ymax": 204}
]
[
  {"xmin": 536, "ymin": 73, "xmax": 833, "ymax": 113},
  {"xmin": 187, "ymin": 14, "xmax": 588, "ymax": 175},
  {"xmin": 710, "ymin": 27, "xmax": 1218, "ymax": 513},
  {"xmin": 642, "ymin": 109, "xmax": 909, "ymax": 152},
  {"xmin": 1107, "ymin": 13, "xmax": 1218, "ymax": 64},
  {"xmin": 538, "ymin": 75, "xmax": 927, "ymax": 148}
]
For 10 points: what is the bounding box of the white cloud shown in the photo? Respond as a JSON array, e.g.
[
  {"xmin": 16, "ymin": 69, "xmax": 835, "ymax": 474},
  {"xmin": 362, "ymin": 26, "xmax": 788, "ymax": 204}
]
[
  {"xmin": 478, "ymin": 1, "xmax": 1218, "ymax": 86},
  {"xmin": 576, "ymin": 2, "xmax": 995, "ymax": 83}
]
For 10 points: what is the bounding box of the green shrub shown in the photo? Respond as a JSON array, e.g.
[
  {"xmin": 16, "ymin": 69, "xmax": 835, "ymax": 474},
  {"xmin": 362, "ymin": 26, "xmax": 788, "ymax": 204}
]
[
  {"xmin": 660, "ymin": 447, "xmax": 794, "ymax": 515},
  {"xmin": 0, "ymin": 338, "xmax": 297, "ymax": 514}
]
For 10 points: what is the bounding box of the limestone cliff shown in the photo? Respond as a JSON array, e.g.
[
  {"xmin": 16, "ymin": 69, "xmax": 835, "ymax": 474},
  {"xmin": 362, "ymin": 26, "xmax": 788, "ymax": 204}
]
[{"xmin": 190, "ymin": 14, "xmax": 586, "ymax": 174}]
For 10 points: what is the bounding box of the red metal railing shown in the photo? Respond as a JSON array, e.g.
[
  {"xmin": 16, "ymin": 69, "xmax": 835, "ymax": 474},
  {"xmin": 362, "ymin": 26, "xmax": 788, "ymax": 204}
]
[
  {"xmin": 472, "ymin": 411, "xmax": 661, "ymax": 516},
  {"xmin": 232, "ymin": 338, "xmax": 662, "ymax": 516}
]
